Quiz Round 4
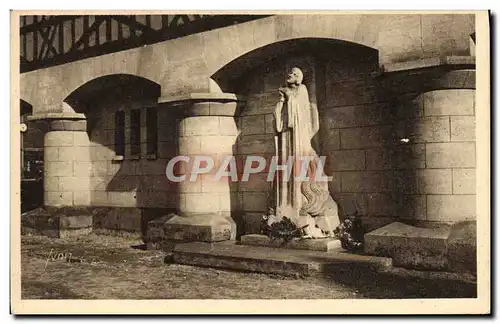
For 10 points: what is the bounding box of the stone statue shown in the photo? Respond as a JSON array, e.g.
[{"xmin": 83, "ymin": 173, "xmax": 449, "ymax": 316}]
[{"xmin": 267, "ymin": 67, "xmax": 341, "ymax": 239}]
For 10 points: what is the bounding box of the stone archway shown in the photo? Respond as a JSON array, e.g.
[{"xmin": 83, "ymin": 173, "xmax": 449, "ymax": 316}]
[
  {"xmin": 209, "ymin": 38, "xmax": 380, "ymax": 235},
  {"xmin": 42, "ymin": 74, "xmax": 162, "ymax": 213}
]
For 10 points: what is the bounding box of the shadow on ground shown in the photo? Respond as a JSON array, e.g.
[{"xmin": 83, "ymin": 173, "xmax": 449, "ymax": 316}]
[
  {"xmin": 20, "ymin": 234, "xmax": 476, "ymax": 299},
  {"xmin": 322, "ymin": 265, "xmax": 476, "ymax": 299}
]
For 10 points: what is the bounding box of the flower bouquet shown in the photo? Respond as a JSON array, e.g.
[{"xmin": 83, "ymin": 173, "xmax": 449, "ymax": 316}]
[{"xmin": 333, "ymin": 212, "xmax": 364, "ymax": 253}]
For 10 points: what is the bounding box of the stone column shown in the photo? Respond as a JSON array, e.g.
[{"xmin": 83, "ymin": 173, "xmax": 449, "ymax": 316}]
[
  {"xmin": 157, "ymin": 93, "xmax": 242, "ymax": 242},
  {"xmin": 32, "ymin": 113, "xmax": 91, "ymax": 207},
  {"xmin": 420, "ymin": 86, "xmax": 476, "ymax": 222},
  {"xmin": 363, "ymin": 67, "xmax": 477, "ymax": 270}
]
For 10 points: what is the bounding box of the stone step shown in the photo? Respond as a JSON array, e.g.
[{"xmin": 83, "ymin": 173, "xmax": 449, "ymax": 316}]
[
  {"xmin": 240, "ymin": 234, "xmax": 342, "ymax": 252},
  {"xmin": 364, "ymin": 221, "xmax": 477, "ymax": 274},
  {"xmin": 364, "ymin": 221, "xmax": 452, "ymax": 270},
  {"xmin": 172, "ymin": 241, "xmax": 392, "ymax": 277}
]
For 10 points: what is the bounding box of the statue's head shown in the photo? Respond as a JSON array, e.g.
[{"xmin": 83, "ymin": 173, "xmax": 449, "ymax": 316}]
[{"xmin": 286, "ymin": 67, "xmax": 303, "ymax": 85}]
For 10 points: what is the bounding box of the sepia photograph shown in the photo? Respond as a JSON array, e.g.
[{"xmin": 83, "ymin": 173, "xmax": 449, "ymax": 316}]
[{"xmin": 10, "ymin": 10, "xmax": 490, "ymax": 314}]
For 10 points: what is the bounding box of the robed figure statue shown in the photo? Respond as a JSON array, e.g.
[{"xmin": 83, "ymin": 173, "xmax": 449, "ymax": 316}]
[{"xmin": 268, "ymin": 67, "xmax": 340, "ymax": 239}]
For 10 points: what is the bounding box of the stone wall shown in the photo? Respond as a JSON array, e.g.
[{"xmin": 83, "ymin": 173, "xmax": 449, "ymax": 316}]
[
  {"xmin": 321, "ymin": 65, "xmax": 476, "ymax": 227},
  {"xmin": 234, "ymin": 48, "xmax": 475, "ymax": 234},
  {"xmin": 21, "ymin": 14, "xmax": 475, "ymax": 112},
  {"xmin": 86, "ymin": 98, "xmax": 178, "ymax": 210},
  {"xmin": 21, "ymin": 14, "xmax": 477, "ymax": 237}
]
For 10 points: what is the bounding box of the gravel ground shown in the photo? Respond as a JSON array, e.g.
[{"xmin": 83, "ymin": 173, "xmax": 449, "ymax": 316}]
[{"xmin": 20, "ymin": 234, "xmax": 476, "ymax": 299}]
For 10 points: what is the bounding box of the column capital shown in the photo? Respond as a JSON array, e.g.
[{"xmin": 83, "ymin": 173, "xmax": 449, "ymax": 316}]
[
  {"xmin": 158, "ymin": 92, "xmax": 246, "ymax": 117},
  {"xmin": 382, "ymin": 56, "xmax": 475, "ymax": 73},
  {"xmin": 27, "ymin": 113, "xmax": 87, "ymax": 132},
  {"xmin": 380, "ymin": 56, "xmax": 475, "ymax": 92},
  {"xmin": 27, "ymin": 112, "xmax": 86, "ymax": 121}
]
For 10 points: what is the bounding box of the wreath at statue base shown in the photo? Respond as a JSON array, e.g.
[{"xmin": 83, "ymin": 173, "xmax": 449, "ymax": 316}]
[
  {"xmin": 260, "ymin": 212, "xmax": 364, "ymax": 253},
  {"xmin": 332, "ymin": 213, "xmax": 364, "ymax": 253}
]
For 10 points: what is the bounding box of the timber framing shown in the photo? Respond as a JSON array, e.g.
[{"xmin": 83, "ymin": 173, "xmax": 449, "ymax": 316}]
[{"xmin": 20, "ymin": 14, "xmax": 271, "ymax": 73}]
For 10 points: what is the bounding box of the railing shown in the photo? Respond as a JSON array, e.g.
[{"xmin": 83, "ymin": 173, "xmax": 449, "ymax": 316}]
[{"xmin": 20, "ymin": 14, "xmax": 271, "ymax": 73}]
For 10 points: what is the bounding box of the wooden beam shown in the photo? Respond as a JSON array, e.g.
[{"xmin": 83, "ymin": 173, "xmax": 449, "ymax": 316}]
[
  {"xmin": 117, "ymin": 20, "xmax": 123, "ymax": 40},
  {"xmin": 161, "ymin": 15, "xmax": 169, "ymax": 29},
  {"xmin": 110, "ymin": 15, "xmax": 158, "ymax": 36},
  {"xmin": 32, "ymin": 16, "xmax": 38, "ymax": 60},
  {"xmin": 82, "ymin": 16, "xmax": 89, "ymax": 49},
  {"xmin": 21, "ymin": 16, "xmax": 28, "ymax": 57},
  {"xmin": 71, "ymin": 18, "xmax": 75, "ymax": 44},
  {"xmin": 169, "ymin": 15, "xmax": 190, "ymax": 27},
  {"xmin": 128, "ymin": 15, "xmax": 137, "ymax": 37},
  {"xmin": 58, "ymin": 20, "xmax": 64, "ymax": 54},
  {"xmin": 21, "ymin": 15, "xmax": 272, "ymax": 73},
  {"xmin": 70, "ymin": 16, "xmax": 104, "ymax": 52},
  {"xmin": 38, "ymin": 25, "xmax": 58, "ymax": 59},
  {"xmin": 95, "ymin": 17, "xmax": 100, "ymax": 45},
  {"xmin": 106, "ymin": 17, "xmax": 112, "ymax": 42},
  {"xmin": 20, "ymin": 15, "xmax": 80, "ymax": 34}
]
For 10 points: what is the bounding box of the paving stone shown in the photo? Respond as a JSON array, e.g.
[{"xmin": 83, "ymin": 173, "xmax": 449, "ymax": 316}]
[{"xmin": 173, "ymin": 241, "xmax": 392, "ymax": 277}]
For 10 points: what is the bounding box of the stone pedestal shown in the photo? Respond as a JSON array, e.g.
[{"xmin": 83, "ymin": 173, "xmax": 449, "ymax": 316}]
[
  {"xmin": 240, "ymin": 234, "xmax": 342, "ymax": 252},
  {"xmin": 364, "ymin": 221, "xmax": 451, "ymax": 270},
  {"xmin": 29, "ymin": 113, "xmax": 91, "ymax": 207},
  {"xmin": 21, "ymin": 207, "xmax": 93, "ymax": 238},
  {"xmin": 154, "ymin": 93, "xmax": 244, "ymax": 242}
]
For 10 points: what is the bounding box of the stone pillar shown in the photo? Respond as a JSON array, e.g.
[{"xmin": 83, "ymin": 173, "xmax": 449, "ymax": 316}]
[
  {"xmin": 158, "ymin": 93, "xmax": 242, "ymax": 242},
  {"xmin": 35, "ymin": 113, "xmax": 91, "ymax": 207},
  {"xmin": 363, "ymin": 67, "xmax": 477, "ymax": 270},
  {"xmin": 420, "ymin": 86, "xmax": 476, "ymax": 223},
  {"xmin": 399, "ymin": 67, "xmax": 476, "ymax": 224}
]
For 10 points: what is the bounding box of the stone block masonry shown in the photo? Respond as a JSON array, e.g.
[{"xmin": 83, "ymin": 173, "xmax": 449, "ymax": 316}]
[
  {"xmin": 22, "ymin": 17, "xmax": 477, "ymax": 242},
  {"xmin": 42, "ymin": 116, "xmax": 91, "ymax": 207},
  {"xmin": 320, "ymin": 69, "xmax": 476, "ymax": 224},
  {"xmin": 231, "ymin": 50, "xmax": 476, "ymax": 233},
  {"xmin": 147, "ymin": 94, "xmax": 241, "ymax": 242}
]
